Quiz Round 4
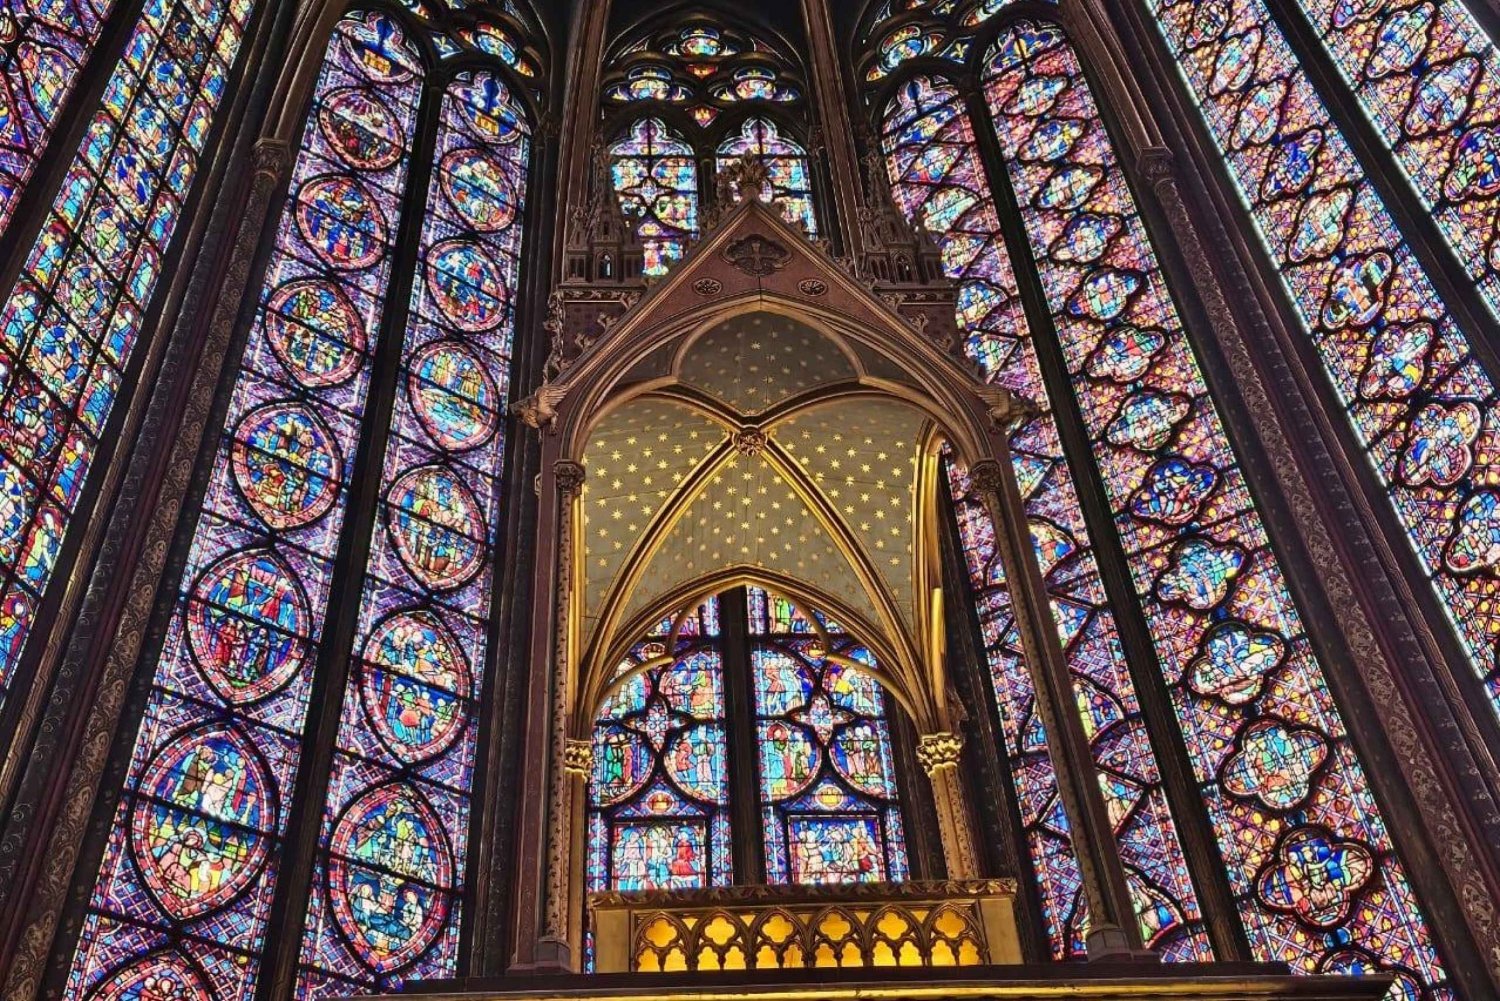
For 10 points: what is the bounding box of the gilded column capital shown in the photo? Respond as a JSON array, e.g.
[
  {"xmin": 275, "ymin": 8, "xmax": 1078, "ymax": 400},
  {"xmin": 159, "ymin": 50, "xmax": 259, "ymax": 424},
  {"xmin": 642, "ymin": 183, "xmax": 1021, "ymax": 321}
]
[
  {"xmin": 917, "ymin": 731, "xmax": 965, "ymax": 774},
  {"xmin": 563, "ymin": 738, "xmax": 593, "ymax": 776}
]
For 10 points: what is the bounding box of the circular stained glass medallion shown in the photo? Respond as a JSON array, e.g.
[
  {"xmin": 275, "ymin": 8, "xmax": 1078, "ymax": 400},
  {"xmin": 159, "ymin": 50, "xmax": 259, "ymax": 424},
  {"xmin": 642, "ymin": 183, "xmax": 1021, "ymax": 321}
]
[
  {"xmin": 328, "ymin": 784, "xmax": 453, "ymax": 973},
  {"xmin": 408, "ymin": 340, "xmax": 499, "ymax": 452},
  {"xmin": 266, "ymin": 279, "xmax": 367, "ymax": 387},
  {"xmin": 90, "ymin": 953, "xmax": 212, "ymax": 1001},
  {"xmin": 318, "ymin": 86, "xmax": 404, "ymax": 170},
  {"xmin": 359, "ymin": 610, "xmax": 472, "ymax": 764},
  {"xmin": 230, "ymin": 402, "xmax": 342, "ymax": 530},
  {"xmin": 129, "ymin": 726, "xmax": 273, "ymax": 919},
  {"xmin": 831, "ymin": 722, "xmax": 895, "ymax": 798},
  {"xmin": 757, "ymin": 720, "xmax": 819, "ymax": 800},
  {"xmin": 338, "ymin": 11, "xmax": 419, "ymax": 83},
  {"xmin": 185, "ymin": 549, "xmax": 311, "ymax": 703},
  {"xmin": 295, "ymin": 175, "xmax": 388, "ymax": 270},
  {"xmin": 426, "ymin": 239, "xmax": 507, "ymax": 332},
  {"xmin": 664, "ymin": 724, "xmax": 723, "ymax": 802},
  {"xmin": 386, "ymin": 465, "xmax": 486, "ymax": 590},
  {"xmin": 439, "ymin": 147, "xmax": 518, "ymax": 232}
]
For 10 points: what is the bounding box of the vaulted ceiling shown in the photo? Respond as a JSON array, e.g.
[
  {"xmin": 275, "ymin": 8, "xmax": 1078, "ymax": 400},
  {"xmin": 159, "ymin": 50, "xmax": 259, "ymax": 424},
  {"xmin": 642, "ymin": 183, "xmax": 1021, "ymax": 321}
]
[{"xmin": 579, "ymin": 312, "xmax": 933, "ymax": 659}]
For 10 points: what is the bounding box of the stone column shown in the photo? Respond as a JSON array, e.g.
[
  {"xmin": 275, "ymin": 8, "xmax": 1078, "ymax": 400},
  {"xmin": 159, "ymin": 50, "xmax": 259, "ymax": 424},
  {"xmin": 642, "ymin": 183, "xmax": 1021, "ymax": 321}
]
[
  {"xmin": 967, "ymin": 390, "xmax": 1151, "ymax": 960},
  {"xmin": 916, "ymin": 731, "xmax": 979, "ymax": 879}
]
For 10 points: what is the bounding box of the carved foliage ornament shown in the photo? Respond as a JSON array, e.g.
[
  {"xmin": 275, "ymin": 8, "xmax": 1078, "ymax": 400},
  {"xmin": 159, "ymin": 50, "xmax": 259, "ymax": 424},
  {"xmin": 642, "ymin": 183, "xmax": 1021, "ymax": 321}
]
[{"xmin": 917, "ymin": 731, "xmax": 965, "ymax": 774}]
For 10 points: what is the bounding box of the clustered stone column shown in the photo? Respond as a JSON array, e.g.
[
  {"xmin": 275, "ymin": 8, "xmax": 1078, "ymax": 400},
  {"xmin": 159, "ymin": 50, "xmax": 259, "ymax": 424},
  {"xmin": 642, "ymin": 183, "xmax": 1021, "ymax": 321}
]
[{"xmin": 916, "ymin": 731, "xmax": 979, "ymax": 879}]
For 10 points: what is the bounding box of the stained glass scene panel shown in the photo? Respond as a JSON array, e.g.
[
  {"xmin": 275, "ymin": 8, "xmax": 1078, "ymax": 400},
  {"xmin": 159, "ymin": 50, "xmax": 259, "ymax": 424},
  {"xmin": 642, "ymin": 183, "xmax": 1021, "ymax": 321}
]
[
  {"xmin": 1298, "ymin": 0, "xmax": 1500, "ymax": 322},
  {"xmin": 609, "ymin": 117, "xmax": 699, "ymax": 276},
  {"xmin": 587, "ymin": 600, "xmax": 733, "ymax": 892},
  {"xmin": 1146, "ymin": 0, "xmax": 1500, "ymax": 724},
  {"xmin": 716, "ymin": 116, "xmax": 817, "ymax": 235},
  {"xmin": 881, "ymin": 75, "xmax": 1207, "ymax": 960},
  {"xmin": 984, "ymin": 20, "xmax": 1446, "ymax": 995},
  {"xmin": 293, "ymin": 69, "xmax": 531, "ymax": 999},
  {"xmin": 0, "ymin": 0, "xmax": 115, "ymax": 232},
  {"xmin": 0, "ymin": 0, "xmax": 254, "ymax": 711},
  {"xmin": 62, "ymin": 15, "xmax": 421, "ymax": 1001},
  {"xmin": 747, "ymin": 588, "xmax": 908, "ymax": 886}
]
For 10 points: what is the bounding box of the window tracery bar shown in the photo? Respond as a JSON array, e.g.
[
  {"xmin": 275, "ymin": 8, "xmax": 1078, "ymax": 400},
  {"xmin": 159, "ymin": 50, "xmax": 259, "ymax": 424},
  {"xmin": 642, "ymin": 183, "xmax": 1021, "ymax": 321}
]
[
  {"xmin": 982, "ymin": 20, "xmax": 1447, "ymax": 992},
  {"xmin": 1145, "ymin": 0, "xmax": 1500, "ymax": 725},
  {"xmin": 62, "ymin": 14, "xmax": 421, "ymax": 1000},
  {"xmin": 1294, "ymin": 0, "xmax": 1500, "ymax": 322},
  {"xmin": 0, "ymin": 0, "xmax": 254, "ymax": 712},
  {"xmin": 587, "ymin": 601, "xmax": 734, "ymax": 892},
  {"xmin": 608, "ymin": 118, "xmax": 699, "ymax": 277},
  {"xmin": 746, "ymin": 588, "xmax": 908, "ymax": 884},
  {"xmin": 292, "ymin": 69, "xmax": 530, "ymax": 999},
  {"xmin": 880, "ymin": 75, "xmax": 1208, "ymax": 960},
  {"xmin": 716, "ymin": 117, "xmax": 818, "ymax": 236},
  {"xmin": 0, "ymin": 0, "xmax": 118, "ymax": 232}
]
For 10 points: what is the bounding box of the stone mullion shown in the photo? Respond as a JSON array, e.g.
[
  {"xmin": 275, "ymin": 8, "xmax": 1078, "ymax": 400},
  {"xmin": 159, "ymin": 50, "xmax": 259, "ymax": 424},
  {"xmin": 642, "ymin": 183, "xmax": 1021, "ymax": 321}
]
[
  {"xmin": 720, "ymin": 586, "xmax": 768, "ymax": 884},
  {"xmin": 961, "ymin": 77, "xmax": 1247, "ymax": 961},
  {"xmin": 799, "ymin": 0, "xmax": 865, "ymax": 258},
  {"xmin": 551, "ymin": 0, "xmax": 612, "ymax": 284}
]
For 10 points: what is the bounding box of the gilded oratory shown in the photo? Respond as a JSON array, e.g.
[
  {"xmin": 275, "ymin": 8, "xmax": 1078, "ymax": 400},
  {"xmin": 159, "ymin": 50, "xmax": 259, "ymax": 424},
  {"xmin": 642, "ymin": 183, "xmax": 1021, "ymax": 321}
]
[{"xmin": 0, "ymin": 1, "xmax": 1499, "ymax": 1000}]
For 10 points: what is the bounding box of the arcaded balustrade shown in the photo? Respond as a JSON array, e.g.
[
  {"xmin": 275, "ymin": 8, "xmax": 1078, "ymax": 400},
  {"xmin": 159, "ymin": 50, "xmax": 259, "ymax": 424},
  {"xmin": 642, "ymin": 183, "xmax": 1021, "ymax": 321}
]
[{"xmin": 588, "ymin": 879, "xmax": 1020, "ymax": 973}]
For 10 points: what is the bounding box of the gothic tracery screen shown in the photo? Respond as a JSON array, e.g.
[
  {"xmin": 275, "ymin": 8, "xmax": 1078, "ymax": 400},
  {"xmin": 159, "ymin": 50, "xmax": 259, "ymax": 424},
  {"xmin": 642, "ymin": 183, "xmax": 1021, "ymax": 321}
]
[
  {"xmin": 587, "ymin": 589, "xmax": 912, "ymax": 892},
  {"xmin": 63, "ymin": 5, "xmax": 539, "ymax": 997}
]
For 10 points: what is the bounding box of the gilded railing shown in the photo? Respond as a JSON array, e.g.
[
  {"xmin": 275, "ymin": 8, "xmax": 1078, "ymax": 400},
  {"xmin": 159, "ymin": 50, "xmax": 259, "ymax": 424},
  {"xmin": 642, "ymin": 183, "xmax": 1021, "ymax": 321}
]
[{"xmin": 588, "ymin": 879, "xmax": 1020, "ymax": 973}]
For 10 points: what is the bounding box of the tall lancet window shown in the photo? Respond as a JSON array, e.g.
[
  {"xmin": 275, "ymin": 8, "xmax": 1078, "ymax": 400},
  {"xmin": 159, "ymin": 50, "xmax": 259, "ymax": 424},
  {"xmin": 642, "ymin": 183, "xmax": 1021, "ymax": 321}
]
[
  {"xmin": 0, "ymin": 0, "xmax": 256, "ymax": 709},
  {"xmin": 60, "ymin": 4, "xmax": 544, "ymax": 998},
  {"xmin": 600, "ymin": 17, "xmax": 815, "ymax": 276},
  {"xmin": 587, "ymin": 589, "xmax": 912, "ymax": 891},
  {"xmin": 864, "ymin": 1, "xmax": 1449, "ymax": 995},
  {"xmin": 1145, "ymin": 0, "xmax": 1500, "ymax": 724}
]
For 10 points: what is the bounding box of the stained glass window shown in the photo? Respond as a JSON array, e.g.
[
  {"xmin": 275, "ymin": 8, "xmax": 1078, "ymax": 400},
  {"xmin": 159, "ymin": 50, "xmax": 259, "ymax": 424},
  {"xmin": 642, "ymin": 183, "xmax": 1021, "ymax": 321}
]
[
  {"xmin": 747, "ymin": 588, "xmax": 909, "ymax": 885},
  {"xmin": 1145, "ymin": 0, "xmax": 1500, "ymax": 726},
  {"xmin": 601, "ymin": 16, "xmax": 814, "ymax": 275},
  {"xmin": 1295, "ymin": 0, "xmax": 1500, "ymax": 323},
  {"xmin": 587, "ymin": 600, "xmax": 732, "ymax": 892},
  {"xmin": 293, "ymin": 69, "xmax": 530, "ymax": 998},
  {"xmin": 980, "ymin": 19, "xmax": 1446, "ymax": 992},
  {"xmin": 0, "ymin": 0, "xmax": 255, "ymax": 710},
  {"xmin": 586, "ymin": 589, "xmax": 915, "ymax": 892},
  {"xmin": 609, "ymin": 118, "xmax": 699, "ymax": 276},
  {"xmin": 63, "ymin": 14, "xmax": 423, "ymax": 999},
  {"xmin": 0, "ymin": 0, "xmax": 119, "ymax": 232},
  {"xmin": 881, "ymin": 75, "xmax": 1206, "ymax": 960},
  {"xmin": 715, "ymin": 117, "xmax": 817, "ymax": 235},
  {"xmin": 65, "ymin": 7, "xmax": 539, "ymax": 997}
]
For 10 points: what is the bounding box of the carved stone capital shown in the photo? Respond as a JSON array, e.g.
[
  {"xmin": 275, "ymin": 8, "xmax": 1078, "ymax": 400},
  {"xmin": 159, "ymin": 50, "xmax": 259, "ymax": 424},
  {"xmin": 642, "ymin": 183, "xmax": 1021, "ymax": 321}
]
[
  {"xmin": 917, "ymin": 731, "xmax": 965, "ymax": 774},
  {"xmin": 554, "ymin": 460, "xmax": 586, "ymax": 496},
  {"xmin": 1134, "ymin": 145, "xmax": 1177, "ymax": 196},
  {"xmin": 563, "ymin": 738, "xmax": 593, "ymax": 776},
  {"xmin": 967, "ymin": 458, "xmax": 1006, "ymax": 499},
  {"xmin": 251, "ymin": 137, "xmax": 291, "ymax": 178}
]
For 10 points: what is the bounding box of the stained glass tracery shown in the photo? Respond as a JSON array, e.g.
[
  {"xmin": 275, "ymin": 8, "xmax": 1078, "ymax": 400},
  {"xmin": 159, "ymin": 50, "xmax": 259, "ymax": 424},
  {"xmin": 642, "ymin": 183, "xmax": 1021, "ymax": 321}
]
[
  {"xmin": 979, "ymin": 18, "xmax": 1446, "ymax": 992},
  {"xmin": 64, "ymin": 15, "xmax": 423, "ymax": 999},
  {"xmin": 1146, "ymin": 0, "xmax": 1500, "ymax": 727},
  {"xmin": 881, "ymin": 74, "xmax": 1207, "ymax": 960},
  {"xmin": 609, "ymin": 118, "xmax": 699, "ymax": 276},
  {"xmin": 0, "ymin": 0, "xmax": 255, "ymax": 710},
  {"xmin": 586, "ymin": 590, "xmax": 913, "ymax": 892},
  {"xmin": 588, "ymin": 600, "xmax": 732, "ymax": 892},
  {"xmin": 67, "ymin": 6, "xmax": 538, "ymax": 997},
  {"xmin": 294, "ymin": 68, "xmax": 530, "ymax": 999},
  {"xmin": 715, "ymin": 117, "xmax": 817, "ymax": 235},
  {"xmin": 747, "ymin": 589, "xmax": 909, "ymax": 885}
]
